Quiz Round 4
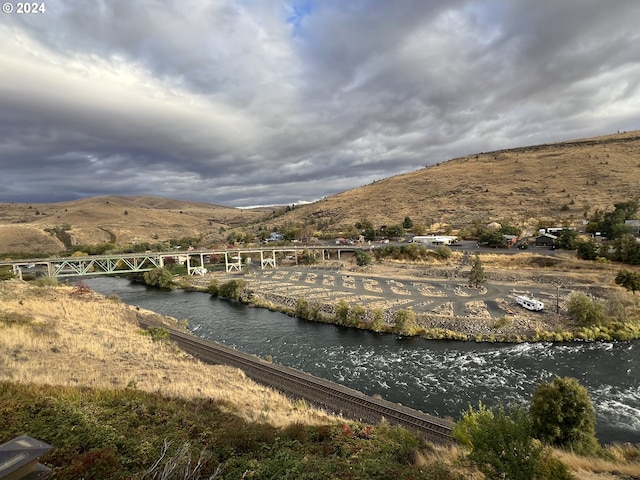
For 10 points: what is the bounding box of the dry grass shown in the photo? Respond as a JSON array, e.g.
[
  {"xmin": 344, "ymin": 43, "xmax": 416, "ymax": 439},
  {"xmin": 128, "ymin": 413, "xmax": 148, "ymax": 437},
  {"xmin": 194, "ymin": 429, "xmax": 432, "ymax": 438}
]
[
  {"xmin": 0, "ymin": 279, "xmax": 337, "ymax": 427},
  {"xmin": 554, "ymin": 447, "xmax": 640, "ymax": 479},
  {"xmin": 0, "ymin": 196, "xmax": 274, "ymax": 252},
  {"xmin": 275, "ymin": 130, "xmax": 640, "ymax": 232}
]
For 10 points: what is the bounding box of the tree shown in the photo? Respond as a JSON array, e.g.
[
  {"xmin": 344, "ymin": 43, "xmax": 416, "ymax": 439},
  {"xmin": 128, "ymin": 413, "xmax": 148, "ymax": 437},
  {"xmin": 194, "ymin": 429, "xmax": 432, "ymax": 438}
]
[
  {"xmin": 385, "ymin": 224, "xmax": 406, "ymax": 238},
  {"xmin": 354, "ymin": 250, "xmax": 372, "ymax": 267},
  {"xmin": 566, "ymin": 291, "xmax": 605, "ymax": 326},
  {"xmin": 478, "ymin": 230, "xmax": 507, "ymax": 248},
  {"xmin": 576, "ymin": 238, "xmax": 599, "ymax": 261},
  {"xmin": 468, "ymin": 255, "xmax": 485, "ymax": 287},
  {"xmin": 143, "ymin": 268, "xmax": 174, "ymax": 289},
  {"xmin": 402, "ymin": 216, "xmax": 414, "ymax": 229},
  {"xmin": 615, "ymin": 269, "xmax": 640, "ymax": 294},
  {"xmin": 355, "ymin": 219, "xmax": 376, "ymax": 241},
  {"xmin": 530, "ymin": 377, "xmax": 600, "ymax": 455},
  {"xmin": 556, "ymin": 229, "xmax": 579, "ymax": 250}
]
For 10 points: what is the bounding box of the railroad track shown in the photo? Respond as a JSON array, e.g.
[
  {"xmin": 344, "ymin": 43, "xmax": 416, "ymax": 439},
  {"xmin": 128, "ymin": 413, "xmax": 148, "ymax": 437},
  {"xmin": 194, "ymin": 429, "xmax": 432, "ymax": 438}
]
[{"xmin": 138, "ymin": 318, "xmax": 454, "ymax": 444}]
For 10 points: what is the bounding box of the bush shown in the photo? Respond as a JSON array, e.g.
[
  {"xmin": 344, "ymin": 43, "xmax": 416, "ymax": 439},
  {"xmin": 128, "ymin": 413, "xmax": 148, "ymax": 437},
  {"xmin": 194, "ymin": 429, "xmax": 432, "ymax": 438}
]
[
  {"xmin": 354, "ymin": 250, "xmax": 372, "ymax": 267},
  {"xmin": 565, "ymin": 292, "xmax": 605, "ymax": 326},
  {"xmin": 295, "ymin": 297, "xmax": 309, "ymax": 319},
  {"xmin": 453, "ymin": 403, "xmax": 547, "ymax": 480},
  {"xmin": 530, "ymin": 376, "xmax": 600, "ymax": 456},
  {"xmin": 393, "ymin": 309, "xmax": 416, "ymax": 336},
  {"xmin": 218, "ymin": 279, "xmax": 246, "ymax": 301},
  {"xmin": 143, "ymin": 268, "xmax": 174, "ymax": 289},
  {"xmin": 434, "ymin": 246, "xmax": 452, "ymax": 260},
  {"xmin": 207, "ymin": 279, "xmax": 219, "ymax": 296},
  {"xmin": 335, "ymin": 299, "xmax": 350, "ymax": 325}
]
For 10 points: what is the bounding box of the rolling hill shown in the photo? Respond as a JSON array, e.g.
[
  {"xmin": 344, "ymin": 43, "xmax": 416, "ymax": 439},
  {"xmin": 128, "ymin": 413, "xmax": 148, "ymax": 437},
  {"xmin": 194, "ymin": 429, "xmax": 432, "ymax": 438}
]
[
  {"xmin": 0, "ymin": 196, "xmax": 274, "ymax": 254},
  {"xmin": 1, "ymin": 130, "xmax": 639, "ymax": 253},
  {"xmin": 271, "ymin": 130, "xmax": 640, "ymax": 234}
]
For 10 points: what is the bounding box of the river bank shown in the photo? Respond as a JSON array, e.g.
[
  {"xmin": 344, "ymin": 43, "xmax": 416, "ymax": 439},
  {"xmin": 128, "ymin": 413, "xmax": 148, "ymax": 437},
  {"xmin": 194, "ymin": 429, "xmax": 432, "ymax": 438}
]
[{"xmin": 179, "ymin": 260, "xmax": 640, "ymax": 343}]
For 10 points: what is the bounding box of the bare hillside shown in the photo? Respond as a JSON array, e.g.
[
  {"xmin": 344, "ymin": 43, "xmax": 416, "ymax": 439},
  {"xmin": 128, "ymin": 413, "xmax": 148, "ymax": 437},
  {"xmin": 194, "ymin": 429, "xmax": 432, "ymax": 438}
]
[
  {"xmin": 275, "ymin": 130, "xmax": 640, "ymax": 233},
  {"xmin": 0, "ymin": 196, "xmax": 273, "ymax": 253}
]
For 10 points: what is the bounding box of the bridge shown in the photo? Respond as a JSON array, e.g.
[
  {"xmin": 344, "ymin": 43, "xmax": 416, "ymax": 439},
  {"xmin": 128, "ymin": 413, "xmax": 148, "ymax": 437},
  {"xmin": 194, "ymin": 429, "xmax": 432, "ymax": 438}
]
[{"xmin": 0, "ymin": 245, "xmax": 361, "ymax": 279}]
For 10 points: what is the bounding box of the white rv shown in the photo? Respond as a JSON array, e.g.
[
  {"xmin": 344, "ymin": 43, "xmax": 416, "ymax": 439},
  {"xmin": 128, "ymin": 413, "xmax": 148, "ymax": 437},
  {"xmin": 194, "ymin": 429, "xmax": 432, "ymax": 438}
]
[{"xmin": 515, "ymin": 295, "xmax": 544, "ymax": 311}]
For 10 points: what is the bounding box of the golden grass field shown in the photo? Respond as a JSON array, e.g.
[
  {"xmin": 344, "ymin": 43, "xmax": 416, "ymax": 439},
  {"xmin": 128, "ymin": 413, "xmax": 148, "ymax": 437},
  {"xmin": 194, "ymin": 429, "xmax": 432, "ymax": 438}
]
[{"xmin": 0, "ymin": 279, "xmax": 336, "ymax": 428}]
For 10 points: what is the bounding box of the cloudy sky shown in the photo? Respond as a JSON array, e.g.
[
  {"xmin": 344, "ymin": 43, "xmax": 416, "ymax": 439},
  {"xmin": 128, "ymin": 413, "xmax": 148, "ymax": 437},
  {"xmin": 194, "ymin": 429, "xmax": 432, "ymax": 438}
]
[{"xmin": 1, "ymin": 1, "xmax": 639, "ymax": 207}]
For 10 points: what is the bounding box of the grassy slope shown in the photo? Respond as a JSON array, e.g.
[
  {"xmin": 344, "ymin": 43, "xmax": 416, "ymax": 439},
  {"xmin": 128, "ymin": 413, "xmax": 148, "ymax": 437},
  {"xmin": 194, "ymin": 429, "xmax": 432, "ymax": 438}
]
[
  {"xmin": 0, "ymin": 196, "xmax": 275, "ymax": 253},
  {"xmin": 0, "ymin": 279, "xmax": 469, "ymax": 479},
  {"xmin": 274, "ymin": 130, "xmax": 640, "ymax": 232}
]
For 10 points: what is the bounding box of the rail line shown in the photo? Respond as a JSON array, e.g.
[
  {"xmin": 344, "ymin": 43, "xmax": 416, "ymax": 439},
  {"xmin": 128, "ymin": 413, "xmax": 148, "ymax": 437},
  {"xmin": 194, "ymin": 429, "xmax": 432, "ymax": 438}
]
[{"xmin": 138, "ymin": 318, "xmax": 454, "ymax": 444}]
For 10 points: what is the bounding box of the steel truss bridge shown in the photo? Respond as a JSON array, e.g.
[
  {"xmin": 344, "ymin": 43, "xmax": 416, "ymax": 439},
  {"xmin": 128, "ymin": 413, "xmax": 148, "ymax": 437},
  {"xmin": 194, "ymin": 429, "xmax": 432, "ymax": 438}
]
[{"xmin": 0, "ymin": 245, "xmax": 360, "ymax": 279}]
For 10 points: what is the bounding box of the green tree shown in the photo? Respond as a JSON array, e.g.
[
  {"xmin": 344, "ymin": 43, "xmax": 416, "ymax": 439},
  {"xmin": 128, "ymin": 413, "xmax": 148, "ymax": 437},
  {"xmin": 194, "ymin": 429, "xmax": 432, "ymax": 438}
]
[
  {"xmin": 556, "ymin": 229, "xmax": 579, "ymax": 250},
  {"xmin": 615, "ymin": 269, "xmax": 640, "ymax": 294},
  {"xmin": 355, "ymin": 219, "xmax": 376, "ymax": 241},
  {"xmin": 610, "ymin": 234, "xmax": 640, "ymax": 264},
  {"xmin": 453, "ymin": 404, "xmax": 551, "ymax": 480},
  {"xmin": 566, "ymin": 292, "xmax": 605, "ymax": 326},
  {"xmin": 468, "ymin": 255, "xmax": 485, "ymax": 287},
  {"xmin": 354, "ymin": 250, "xmax": 372, "ymax": 267},
  {"xmin": 479, "ymin": 230, "xmax": 507, "ymax": 248},
  {"xmin": 402, "ymin": 216, "xmax": 414, "ymax": 229},
  {"xmin": 530, "ymin": 377, "xmax": 600, "ymax": 455},
  {"xmin": 576, "ymin": 238, "xmax": 599, "ymax": 261},
  {"xmin": 393, "ymin": 309, "xmax": 416, "ymax": 335},
  {"xmin": 143, "ymin": 268, "xmax": 174, "ymax": 289},
  {"xmin": 385, "ymin": 224, "xmax": 406, "ymax": 237}
]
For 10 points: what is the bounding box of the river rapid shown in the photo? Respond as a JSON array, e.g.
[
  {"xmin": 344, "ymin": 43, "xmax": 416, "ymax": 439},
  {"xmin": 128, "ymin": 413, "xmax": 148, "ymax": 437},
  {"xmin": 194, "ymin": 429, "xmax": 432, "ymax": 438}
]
[{"xmin": 85, "ymin": 276, "xmax": 640, "ymax": 445}]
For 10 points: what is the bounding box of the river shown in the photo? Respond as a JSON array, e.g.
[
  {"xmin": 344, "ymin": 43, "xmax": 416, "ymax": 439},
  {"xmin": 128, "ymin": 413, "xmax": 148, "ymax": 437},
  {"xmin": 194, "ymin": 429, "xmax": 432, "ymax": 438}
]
[{"xmin": 84, "ymin": 276, "xmax": 640, "ymax": 445}]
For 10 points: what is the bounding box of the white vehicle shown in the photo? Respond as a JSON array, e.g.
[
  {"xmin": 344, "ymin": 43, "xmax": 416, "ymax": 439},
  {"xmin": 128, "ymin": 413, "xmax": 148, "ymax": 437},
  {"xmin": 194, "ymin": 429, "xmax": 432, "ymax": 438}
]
[{"xmin": 516, "ymin": 295, "xmax": 544, "ymax": 311}]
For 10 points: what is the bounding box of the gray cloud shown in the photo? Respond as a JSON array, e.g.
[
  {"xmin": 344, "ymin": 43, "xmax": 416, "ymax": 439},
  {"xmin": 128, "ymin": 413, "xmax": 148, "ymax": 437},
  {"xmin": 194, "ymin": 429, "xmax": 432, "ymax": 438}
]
[{"xmin": 1, "ymin": 0, "xmax": 639, "ymax": 207}]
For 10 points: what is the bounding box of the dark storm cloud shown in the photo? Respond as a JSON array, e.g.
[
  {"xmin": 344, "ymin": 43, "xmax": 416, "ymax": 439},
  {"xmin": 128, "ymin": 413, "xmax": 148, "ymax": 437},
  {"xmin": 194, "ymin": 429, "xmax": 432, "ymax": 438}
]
[{"xmin": 1, "ymin": 0, "xmax": 639, "ymax": 206}]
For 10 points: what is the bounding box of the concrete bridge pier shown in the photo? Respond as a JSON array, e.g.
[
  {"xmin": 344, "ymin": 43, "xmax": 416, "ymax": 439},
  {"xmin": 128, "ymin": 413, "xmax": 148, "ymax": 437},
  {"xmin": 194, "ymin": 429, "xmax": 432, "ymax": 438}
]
[
  {"xmin": 260, "ymin": 250, "xmax": 276, "ymax": 269},
  {"xmin": 224, "ymin": 252, "xmax": 242, "ymax": 273}
]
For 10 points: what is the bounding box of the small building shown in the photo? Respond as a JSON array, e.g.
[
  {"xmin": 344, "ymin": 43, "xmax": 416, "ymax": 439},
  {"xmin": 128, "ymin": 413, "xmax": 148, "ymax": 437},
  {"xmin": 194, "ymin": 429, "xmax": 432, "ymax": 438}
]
[
  {"xmin": 411, "ymin": 235, "xmax": 458, "ymax": 246},
  {"xmin": 535, "ymin": 233, "xmax": 557, "ymax": 247}
]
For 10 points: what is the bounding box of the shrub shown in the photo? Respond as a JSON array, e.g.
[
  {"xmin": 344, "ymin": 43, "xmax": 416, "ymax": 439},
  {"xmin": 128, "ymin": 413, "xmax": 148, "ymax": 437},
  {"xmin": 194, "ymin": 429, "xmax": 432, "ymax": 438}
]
[
  {"xmin": 335, "ymin": 299, "xmax": 350, "ymax": 325},
  {"xmin": 434, "ymin": 246, "xmax": 452, "ymax": 260},
  {"xmin": 143, "ymin": 268, "xmax": 174, "ymax": 289},
  {"xmin": 530, "ymin": 376, "xmax": 600, "ymax": 456},
  {"xmin": 453, "ymin": 403, "xmax": 547, "ymax": 480},
  {"xmin": 468, "ymin": 255, "xmax": 485, "ymax": 287},
  {"xmin": 207, "ymin": 279, "xmax": 219, "ymax": 296},
  {"xmin": 218, "ymin": 279, "xmax": 246, "ymax": 301},
  {"xmin": 295, "ymin": 297, "xmax": 309, "ymax": 319},
  {"xmin": 354, "ymin": 250, "xmax": 372, "ymax": 267},
  {"xmin": 565, "ymin": 292, "xmax": 605, "ymax": 326},
  {"xmin": 393, "ymin": 309, "xmax": 416, "ymax": 336}
]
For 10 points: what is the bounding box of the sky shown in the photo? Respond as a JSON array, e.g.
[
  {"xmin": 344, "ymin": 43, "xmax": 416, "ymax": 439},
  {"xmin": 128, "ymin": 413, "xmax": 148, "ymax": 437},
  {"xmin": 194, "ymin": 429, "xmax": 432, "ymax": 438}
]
[{"xmin": 1, "ymin": 1, "xmax": 639, "ymax": 208}]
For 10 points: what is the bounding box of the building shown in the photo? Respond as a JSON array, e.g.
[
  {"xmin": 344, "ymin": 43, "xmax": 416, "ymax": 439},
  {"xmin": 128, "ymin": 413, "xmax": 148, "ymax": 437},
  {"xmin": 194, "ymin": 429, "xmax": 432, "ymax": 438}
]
[
  {"xmin": 411, "ymin": 235, "xmax": 458, "ymax": 246},
  {"xmin": 535, "ymin": 233, "xmax": 557, "ymax": 247}
]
